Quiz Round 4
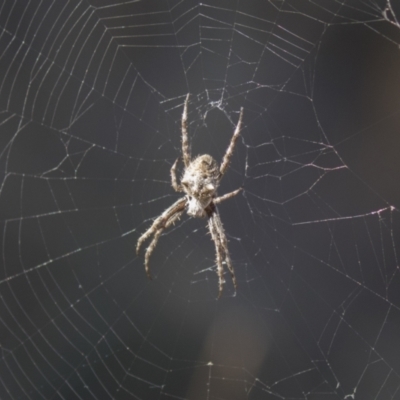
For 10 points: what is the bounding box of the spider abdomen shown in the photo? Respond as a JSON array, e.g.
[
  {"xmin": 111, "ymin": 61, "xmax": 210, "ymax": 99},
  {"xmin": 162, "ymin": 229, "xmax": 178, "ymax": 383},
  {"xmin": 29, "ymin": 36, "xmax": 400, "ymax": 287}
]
[{"xmin": 186, "ymin": 154, "xmax": 219, "ymax": 177}]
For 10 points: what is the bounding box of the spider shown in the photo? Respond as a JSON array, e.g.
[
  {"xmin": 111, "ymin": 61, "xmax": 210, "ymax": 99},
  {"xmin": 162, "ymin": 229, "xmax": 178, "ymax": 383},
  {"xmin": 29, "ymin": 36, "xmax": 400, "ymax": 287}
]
[{"xmin": 136, "ymin": 94, "xmax": 243, "ymax": 297}]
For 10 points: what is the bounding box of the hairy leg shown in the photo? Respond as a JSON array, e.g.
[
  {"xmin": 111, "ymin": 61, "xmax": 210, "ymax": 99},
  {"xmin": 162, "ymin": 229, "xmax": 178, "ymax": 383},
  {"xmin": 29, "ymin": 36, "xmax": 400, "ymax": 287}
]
[
  {"xmin": 219, "ymin": 107, "xmax": 244, "ymax": 178},
  {"xmin": 144, "ymin": 207, "xmax": 185, "ymax": 279},
  {"xmin": 170, "ymin": 158, "xmax": 181, "ymax": 192},
  {"xmin": 208, "ymin": 210, "xmax": 237, "ymax": 298},
  {"xmin": 136, "ymin": 197, "xmax": 186, "ymax": 255},
  {"xmin": 214, "ymin": 188, "xmax": 242, "ymax": 205},
  {"xmin": 181, "ymin": 93, "xmax": 191, "ymax": 167}
]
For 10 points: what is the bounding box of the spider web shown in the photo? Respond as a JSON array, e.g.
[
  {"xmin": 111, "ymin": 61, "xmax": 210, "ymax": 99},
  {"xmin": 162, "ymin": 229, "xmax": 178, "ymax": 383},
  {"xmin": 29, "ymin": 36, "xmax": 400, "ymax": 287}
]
[{"xmin": 1, "ymin": 0, "xmax": 400, "ymax": 399}]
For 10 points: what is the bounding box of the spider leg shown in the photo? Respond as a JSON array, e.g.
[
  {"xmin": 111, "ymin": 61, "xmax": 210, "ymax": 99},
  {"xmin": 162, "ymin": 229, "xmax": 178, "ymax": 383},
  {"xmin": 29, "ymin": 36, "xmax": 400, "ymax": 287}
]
[
  {"xmin": 219, "ymin": 107, "xmax": 244, "ymax": 179},
  {"xmin": 207, "ymin": 208, "xmax": 237, "ymax": 298},
  {"xmin": 181, "ymin": 93, "xmax": 191, "ymax": 167},
  {"xmin": 136, "ymin": 197, "xmax": 186, "ymax": 255},
  {"xmin": 144, "ymin": 207, "xmax": 185, "ymax": 279},
  {"xmin": 170, "ymin": 157, "xmax": 181, "ymax": 192},
  {"xmin": 214, "ymin": 188, "xmax": 242, "ymax": 205}
]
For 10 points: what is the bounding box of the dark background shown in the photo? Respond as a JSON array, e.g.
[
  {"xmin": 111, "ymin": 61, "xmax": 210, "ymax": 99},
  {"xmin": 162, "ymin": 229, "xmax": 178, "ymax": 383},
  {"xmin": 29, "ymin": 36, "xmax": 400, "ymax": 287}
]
[{"xmin": 1, "ymin": 0, "xmax": 400, "ymax": 399}]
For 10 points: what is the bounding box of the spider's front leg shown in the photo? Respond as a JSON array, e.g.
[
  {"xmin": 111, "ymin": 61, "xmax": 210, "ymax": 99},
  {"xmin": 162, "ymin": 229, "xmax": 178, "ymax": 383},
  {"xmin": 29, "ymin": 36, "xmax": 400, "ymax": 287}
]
[
  {"xmin": 207, "ymin": 209, "xmax": 237, "ymax": 298},
  {"xmin": 136, "ymin": 197, "xmax": 186, "ymax": 279}
]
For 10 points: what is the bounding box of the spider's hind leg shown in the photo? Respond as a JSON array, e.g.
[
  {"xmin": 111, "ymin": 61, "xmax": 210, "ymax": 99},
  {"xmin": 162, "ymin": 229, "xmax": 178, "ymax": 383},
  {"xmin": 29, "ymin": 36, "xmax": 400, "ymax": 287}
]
[
  {"xmin": 219, "ymin": 107, "xmax": 244, "ymax": 179},
  {"xmin": 181, "ymin": 93, "xmax": 191, "ymax": 167}
]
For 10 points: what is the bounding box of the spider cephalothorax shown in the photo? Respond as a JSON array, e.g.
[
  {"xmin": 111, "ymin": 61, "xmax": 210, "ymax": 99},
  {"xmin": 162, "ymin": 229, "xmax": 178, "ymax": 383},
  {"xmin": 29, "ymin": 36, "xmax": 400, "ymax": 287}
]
[
  {"xmin": 181, "ymin": 154, "xmax": 219, "ymax": 218},
  {"xmin": 137, "ymin": 94, "xmax": 243, "ymax": 297}
]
